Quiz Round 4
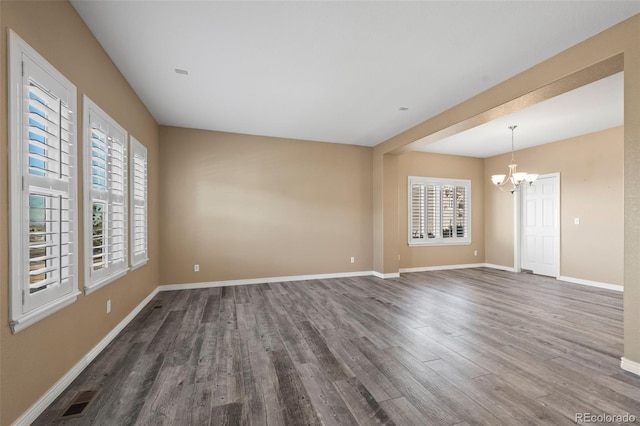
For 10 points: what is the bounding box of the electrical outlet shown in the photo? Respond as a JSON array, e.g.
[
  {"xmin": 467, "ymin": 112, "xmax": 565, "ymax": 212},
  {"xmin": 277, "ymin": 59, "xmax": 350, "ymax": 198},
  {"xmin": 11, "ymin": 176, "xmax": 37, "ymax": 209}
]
[
  {"xmin": 397, "ymin": 254, "xmax": 401, "ymax": 261},
  {"xmin": 350, "ymin": 257, "xmax": 355, "ymax": 264},
  {"xmin": 574, "ymin": 217, "xmax": 580, "ymax": 225},
  {"xmin": 106, "ymin": 300, "xmax": 111, "ymax": 314},
  {"xmin": 474, "ymin": 250, "xmax": 478, "ymax": 256},
  {"xmin": 194, "ymin": 264, "xmax": 199, "ymax": 272}
]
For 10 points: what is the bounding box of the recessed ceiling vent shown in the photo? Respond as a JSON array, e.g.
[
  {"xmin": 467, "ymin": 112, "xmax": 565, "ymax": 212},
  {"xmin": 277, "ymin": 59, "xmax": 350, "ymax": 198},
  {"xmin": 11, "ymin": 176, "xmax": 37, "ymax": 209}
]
[{"xmin": 59, "ymin": 390, "xmax": 99, "ymax": 419}]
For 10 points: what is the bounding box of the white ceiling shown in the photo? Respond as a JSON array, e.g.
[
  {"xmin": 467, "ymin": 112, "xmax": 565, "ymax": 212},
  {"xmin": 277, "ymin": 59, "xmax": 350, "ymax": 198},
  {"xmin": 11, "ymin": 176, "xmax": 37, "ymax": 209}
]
[
  {"xmin": 71, "ymin": 1, "xmax": 639, "ymax": 152},
  {"xmin": 416, "ymin": 72, "xmax": 624, "ymax": 158}
]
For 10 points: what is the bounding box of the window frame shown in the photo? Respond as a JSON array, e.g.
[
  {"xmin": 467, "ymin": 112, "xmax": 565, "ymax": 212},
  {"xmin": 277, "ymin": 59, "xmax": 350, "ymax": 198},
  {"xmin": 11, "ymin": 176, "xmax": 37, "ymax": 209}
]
[
  {"xmin": 8, "ymin": 30, "xmax": 80, "ymax": 333},
  {"xmin": 83, "ymin": 96, "xmax": 129, "ymax": 294},
  {"xmin": 408, "ymin": 176, "xmax": 472, "ymax": 247},
  {"xmin": 129, "ymin": 136, "xmax": 148, "ymax": 269}
]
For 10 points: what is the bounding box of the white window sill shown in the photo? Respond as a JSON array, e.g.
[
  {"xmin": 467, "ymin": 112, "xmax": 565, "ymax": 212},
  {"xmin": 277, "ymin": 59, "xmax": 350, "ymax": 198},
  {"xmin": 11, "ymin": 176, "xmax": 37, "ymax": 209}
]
[
  {"xmin": 130, "ymin": 258, "xmax": 148, "ymax": 271},
  {"xmin": 84, "ymin": 268, "xmax": 129, "ymax": 295},
  {"xmin": 10, "ymin": 290, "xmax": 81, "ymax": 334},
  {"xmin": 409, "ymin": 240, "xmax": 472, "ymax": 247}
]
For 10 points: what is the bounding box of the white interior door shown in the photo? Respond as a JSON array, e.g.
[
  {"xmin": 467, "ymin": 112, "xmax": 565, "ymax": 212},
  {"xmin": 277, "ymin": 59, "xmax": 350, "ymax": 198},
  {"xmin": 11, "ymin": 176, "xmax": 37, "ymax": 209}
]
[{"xmin": 521, "ymin": 173, "xmax": 560, "ymax": 277}]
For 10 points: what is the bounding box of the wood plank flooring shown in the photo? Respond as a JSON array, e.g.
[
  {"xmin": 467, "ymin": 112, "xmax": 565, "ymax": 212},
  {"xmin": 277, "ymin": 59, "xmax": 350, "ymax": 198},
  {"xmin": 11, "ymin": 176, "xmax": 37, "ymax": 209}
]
[{"xmin": 34, "ymin": 268, "xmax": 640, "ymax": 425}]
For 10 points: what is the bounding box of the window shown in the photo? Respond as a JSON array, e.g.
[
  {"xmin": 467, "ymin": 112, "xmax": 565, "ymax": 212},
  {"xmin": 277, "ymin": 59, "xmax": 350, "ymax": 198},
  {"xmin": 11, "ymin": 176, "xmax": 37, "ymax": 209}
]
[
  {"xmin": 83, "ymin": 97, "xmax": 129, "ymax": 293},
  {"xmin": 408, "ymin": 176, "xmax": 471, "ymax": 246},
  {"xmin": 130, "ymin": 137, "xmax": 148, "ymax": 268},
  {"xmin": 8, "ymin": 31, "xmax": 79, "ymax": 333}
]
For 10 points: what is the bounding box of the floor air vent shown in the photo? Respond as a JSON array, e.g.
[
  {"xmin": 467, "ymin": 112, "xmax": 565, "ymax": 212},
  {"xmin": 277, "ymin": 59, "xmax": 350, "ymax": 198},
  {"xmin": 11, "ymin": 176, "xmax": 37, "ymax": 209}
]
[{"xmin": 60, "ymin": 390, "xmax": 99, "ymax": 419}]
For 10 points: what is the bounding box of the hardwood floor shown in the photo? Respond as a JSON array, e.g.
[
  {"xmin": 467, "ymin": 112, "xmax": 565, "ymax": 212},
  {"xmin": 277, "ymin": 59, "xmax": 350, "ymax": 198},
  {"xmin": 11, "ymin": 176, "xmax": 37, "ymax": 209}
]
[{"xmin": 35, "ymin": 268, "xmax": 640, "ymax": 425}]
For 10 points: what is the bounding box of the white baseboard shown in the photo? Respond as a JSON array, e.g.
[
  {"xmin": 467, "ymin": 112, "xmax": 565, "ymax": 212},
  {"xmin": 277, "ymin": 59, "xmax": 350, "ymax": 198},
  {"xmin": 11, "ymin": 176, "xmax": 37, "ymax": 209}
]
[
  {"xmin": 371, "ymin": 271, "xmax": 400, "ymax": 279},
  {"xmin": 13, "ymin": 287, "xmax": 159, "ymax": 426},
  {"xmin": 557, "ymin": 276, "xmax": 623, "ymax": 292},
  {"xmin": 483, "ymin": 263, "xmax": 518, "ymax": 273},
  {"xmin": 159, "ymin": 270, "xmax": 375, "ymax": 291},
  {"xmin": 399, "ymin": 263, "xmax": 486, "ymax": 273},
  {"xmin": 621, "ymin": 357, "xmax": 640, "ymax": 376}
]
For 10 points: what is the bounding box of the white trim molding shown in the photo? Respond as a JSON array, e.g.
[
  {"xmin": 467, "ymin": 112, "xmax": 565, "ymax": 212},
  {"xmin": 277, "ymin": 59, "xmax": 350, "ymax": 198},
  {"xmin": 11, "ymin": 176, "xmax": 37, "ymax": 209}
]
[
  {"xmin": 399, "ymin": 263, "xmax": 517, "ymax": 274},
  {"xmin": 10, "ymin": 291, "xmax": 81, "ymax": 334},
  {"xmin": 557, "ymin": 276, "xmax": 623, "ymax": 292},
  {"xmin": 400, "ymin": 263, "xmax": 486, "ymax": 273},
  {"xmin": 160, "ymin": 271, "xmax": 377, "ymax": 291},
  {"xmin": 483, "ymin": 263, "xmax": 518, "ymax": 273},
  {"xmin": 13, "ymin": 287, "xmax": 159, "ymax": 426},
  {"xmin": 84, "ymin": 269, "xmax": 130, "ymax": 296},
  {"xmin": 513, "ymin": 189, "xmax": 522, "ymax": 273},
  {"xmin": 621, "ymin": 357, "xmax": 640, "ymax": 376},
  {"xmin": 371, "ymin": 271, "xmax": 401, "ymax": 279}
]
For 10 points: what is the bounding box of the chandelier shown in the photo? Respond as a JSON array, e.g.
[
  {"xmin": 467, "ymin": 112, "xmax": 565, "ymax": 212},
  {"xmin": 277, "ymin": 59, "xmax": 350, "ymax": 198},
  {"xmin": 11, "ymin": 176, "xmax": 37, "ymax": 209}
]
[{"xmin": 490, "ymin": 125, "xmax": 538, "ymax": 193}]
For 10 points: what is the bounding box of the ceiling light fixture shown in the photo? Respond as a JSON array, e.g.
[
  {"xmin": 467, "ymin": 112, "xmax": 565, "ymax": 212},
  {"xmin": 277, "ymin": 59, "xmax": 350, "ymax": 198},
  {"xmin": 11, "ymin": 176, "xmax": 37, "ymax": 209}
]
[
  {"xmin": 174, "ymin": 68, "xmax": 189, "ymax": 75},
  {"xmin": 490, "ymin": 125, "xmax": 538, "ymax": 193}
]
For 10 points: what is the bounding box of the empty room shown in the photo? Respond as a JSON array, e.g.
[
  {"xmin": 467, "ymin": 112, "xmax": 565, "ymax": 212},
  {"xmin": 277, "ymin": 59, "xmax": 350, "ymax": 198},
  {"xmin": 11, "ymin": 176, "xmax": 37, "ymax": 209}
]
[{"xmin": 3, "ymin": 1, "xmax": 640, "ymax": 425}]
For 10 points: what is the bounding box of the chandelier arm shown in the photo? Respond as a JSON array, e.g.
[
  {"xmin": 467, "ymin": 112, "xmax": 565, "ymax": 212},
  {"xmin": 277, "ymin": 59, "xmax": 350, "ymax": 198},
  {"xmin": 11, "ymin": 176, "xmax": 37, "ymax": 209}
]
[
  {"xmin": 494, "ymin": 162, "xmax": 516, "ymax": 187},
  {"xmin": 495, "ymin": 176, "xmax": 510, "ymax": 187}
]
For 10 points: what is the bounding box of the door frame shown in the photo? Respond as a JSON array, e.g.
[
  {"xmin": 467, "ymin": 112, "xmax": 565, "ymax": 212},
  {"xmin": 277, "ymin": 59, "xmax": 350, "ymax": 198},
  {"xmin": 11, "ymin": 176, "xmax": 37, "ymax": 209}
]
[{"xmin": 514, "ymin": 172, "xmax": 561, "ymax": 277}]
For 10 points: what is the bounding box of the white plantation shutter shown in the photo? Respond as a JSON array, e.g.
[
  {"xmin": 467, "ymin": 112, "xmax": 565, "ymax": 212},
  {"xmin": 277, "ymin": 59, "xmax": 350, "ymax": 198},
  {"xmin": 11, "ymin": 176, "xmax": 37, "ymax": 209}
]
[
  {"xmin": 426, "ymin": 185, "xmax": 438, "ymax": 239},
  {"xmin": 408, "ymin": 176, "xmax": 471, "ymax": 246},
  {"xmin": 442, "ymin": 186, "xmax": 454, "ymax": 238},
  {"xmin": 23, "ymin": 59, "xmax": 75, "ymax": 303},
  {"xmin": 83, "ymin": 96, "xmax": 128, "ymax": 293},
  {"xmin": 455, "ymin": 185, "xmax": 468, "ymax": 238},
  {"xmin": 108, "ymin": 130, "xmax": 127, "ymax": 267},
  {"xmin": 9, "ymin": 31, "xmax": 79, "ymax": 333},
  {"xmin": 130, "ymin": 137, "xmax": 148, "ymax": 268},
  {"xmin": 410, "ymin": 184, "xmax": 425, "ymax": 240},
  {"xmin": 89, "ymin": 113, "xmax": 109, "ymax": 275},
  {"xmin": 90, "ymin": 123, "xmax": 108, "ymax": 192},
  {"xmin": 92, "ymin": 201, "xmax": 107, "ymax": 270}
]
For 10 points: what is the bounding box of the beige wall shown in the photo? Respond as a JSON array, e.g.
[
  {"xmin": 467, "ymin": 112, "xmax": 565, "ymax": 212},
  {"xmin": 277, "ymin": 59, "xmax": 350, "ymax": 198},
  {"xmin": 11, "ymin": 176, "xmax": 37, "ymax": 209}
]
[
  {"xmin": 398, "ymin": 152, "xmax": 485, "ymax": 269},
  {"xmin": 483, "ymin": 172, "xmax": 515, "ymax": 269},
  {"xmin": 373, "ymin": 154, "xmax": 384, "ymax": 272},
  {"xmin": 159, "ymin": 126, "xmax": 373, "ymax": 285},
  {"xmin": 484, "ymin": 127, "xmax": 624, "ymax": 285},
  {"xmin": 382, "ymin": 154, "xmax": 399, "ymax": 274},
  {"xmin": 0, "ymin": 2, "xmax": 160, "ymax": 424}
]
